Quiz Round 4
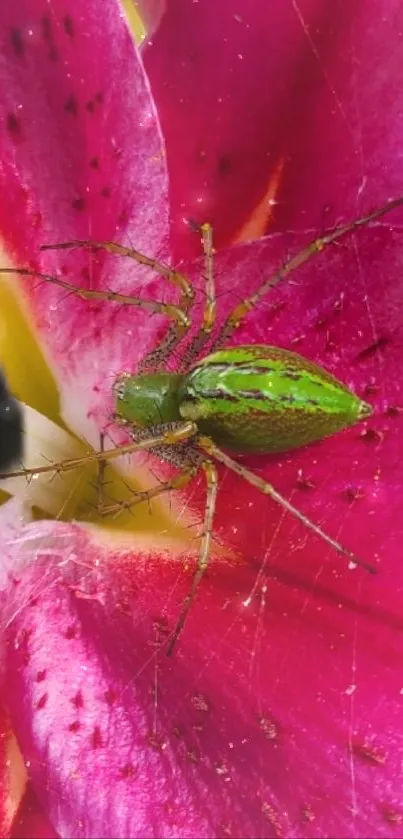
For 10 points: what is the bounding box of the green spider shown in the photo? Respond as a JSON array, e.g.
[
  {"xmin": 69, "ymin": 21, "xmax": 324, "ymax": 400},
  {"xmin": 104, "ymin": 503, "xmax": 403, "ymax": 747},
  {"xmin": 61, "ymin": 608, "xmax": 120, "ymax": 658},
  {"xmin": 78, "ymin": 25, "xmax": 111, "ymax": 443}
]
[{"xmin": 2, "ymin": 197, "xmax": 402, "ymax": 655}]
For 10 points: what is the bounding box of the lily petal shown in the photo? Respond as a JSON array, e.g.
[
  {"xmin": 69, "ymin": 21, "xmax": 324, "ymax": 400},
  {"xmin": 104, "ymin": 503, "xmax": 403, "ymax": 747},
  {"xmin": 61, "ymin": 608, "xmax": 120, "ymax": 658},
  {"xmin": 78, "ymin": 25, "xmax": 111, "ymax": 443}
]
[
  {"xmin": 142, "ymin": 0, "xmax": 403, "ymax": 257},
  {"xmin": 2, "ymin": 504, "xmax": 403, "ymax": 838},
  {"xmin": 0, "ymin": 0, "xmax": 169, "ymax": 442}
]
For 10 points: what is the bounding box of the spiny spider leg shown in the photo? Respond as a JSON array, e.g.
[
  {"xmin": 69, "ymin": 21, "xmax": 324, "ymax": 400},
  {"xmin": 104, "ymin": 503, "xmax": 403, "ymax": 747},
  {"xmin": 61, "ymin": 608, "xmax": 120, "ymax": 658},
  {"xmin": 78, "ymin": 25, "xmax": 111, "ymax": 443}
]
[
  {"xmin": 40, "ymin": 238, "xmax": 196, "ymax": 374},
  {"xmin": 0, "ymin": 421, "xmax": 197, "ymax": 481},
  {"xmin": 41, "ymin": 239, "xmax": 193, "ymax": 301},
  {"xmin": 213, "ymin": 196, "xmax": 403, "ymax": 349},
  {"xmin": 95, "ymin": 432, "xmax": 108, "ymax": 511},
  {"xmin": 178, "ymin": 223, "xmax": 218, "ymax": 371},
  {"xmin": 166, "ymin": 460, "xmax": 218, "ymax": 656},
  {"xmin": 197, "ymin": 435, "xmax": 377, "ymax": 576},
  {"xmin": 0, "ymin": 268, "xmax": 189, "ymax": 329},
  {"xmin": 99, "ymin": 466, "xmax": 197, "ymax": 518}
]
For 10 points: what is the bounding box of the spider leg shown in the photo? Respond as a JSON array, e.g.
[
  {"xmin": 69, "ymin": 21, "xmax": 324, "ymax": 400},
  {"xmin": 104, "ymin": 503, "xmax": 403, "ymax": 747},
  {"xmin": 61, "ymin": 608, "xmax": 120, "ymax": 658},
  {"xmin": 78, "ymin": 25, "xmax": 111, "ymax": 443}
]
[
  {"xmin": 177, "ymin": 223, "xmax": 218, "ymax": 371},
  {"xmin": 41, "ymin": 238, "xmax": 193, "ymax": 303},
  {"xmin": 0, "ymin": 421, "xmax": 197, "ymax": 481},
  {"xmin": 212, "ymin": 196, "xmax": 403, "ymax": 349},
  {"xmin": 166, "ymin": 459, "xmax": 218, "ymax": 656},
  {"xmin": 95, "ymin": 432, "xmax": 108, "ymax": 510},
  {"xmin": 0, "ymin": 267, "xmax": 190, "ymax": 331},
  {"xmin": 39, "ymin": 237, "xmax": 198, "ymax": 373},
  {"xmin": 197, "ymin": 435, "xmax": 377, "ymax": 575},
  {"xmin": 98, "ymin": 465, "xmax": 197, "ymax": 518}
]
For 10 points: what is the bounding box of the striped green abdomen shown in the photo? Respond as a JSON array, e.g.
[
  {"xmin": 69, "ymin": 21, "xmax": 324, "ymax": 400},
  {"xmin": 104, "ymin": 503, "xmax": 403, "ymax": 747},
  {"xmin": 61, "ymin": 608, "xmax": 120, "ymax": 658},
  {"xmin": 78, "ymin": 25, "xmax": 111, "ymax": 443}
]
[{"xmin": 179, "ymin": 345, "xmax": 371, "ymax": 453}]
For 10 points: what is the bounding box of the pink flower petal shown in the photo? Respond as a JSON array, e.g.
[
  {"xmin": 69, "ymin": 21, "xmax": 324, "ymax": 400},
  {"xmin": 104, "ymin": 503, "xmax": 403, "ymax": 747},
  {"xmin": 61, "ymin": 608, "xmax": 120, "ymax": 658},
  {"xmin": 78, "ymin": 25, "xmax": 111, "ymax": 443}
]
[
  {"xmin": 0, "ymin": 0, "xmax": 169, "ymax": 438},
  {"xmin": 268, "ymin": 0, "xmax": 403, "ymax": 238},
  {"xmin": 142, "ymin": 0, "xmax": 403, "ymax": 258},
  {"xmin": 2, "ymin": 510, "xmax": 403, "ymax": 838}
]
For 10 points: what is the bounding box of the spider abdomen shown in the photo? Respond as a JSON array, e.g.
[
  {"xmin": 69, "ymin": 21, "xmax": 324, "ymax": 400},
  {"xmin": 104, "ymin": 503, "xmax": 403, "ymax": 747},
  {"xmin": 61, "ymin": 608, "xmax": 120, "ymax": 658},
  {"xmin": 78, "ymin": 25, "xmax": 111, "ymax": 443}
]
[{"xmin": 179, "ymin": 345, "xmax": 372, "ymax": 454}]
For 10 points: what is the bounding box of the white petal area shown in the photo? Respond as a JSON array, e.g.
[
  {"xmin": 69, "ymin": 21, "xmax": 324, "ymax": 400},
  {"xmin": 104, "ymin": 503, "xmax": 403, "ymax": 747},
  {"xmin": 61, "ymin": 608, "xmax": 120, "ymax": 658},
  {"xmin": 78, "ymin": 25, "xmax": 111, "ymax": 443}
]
[{"xmin": 0, "ymin": 405, "xmax": 87, "ymax": 516}]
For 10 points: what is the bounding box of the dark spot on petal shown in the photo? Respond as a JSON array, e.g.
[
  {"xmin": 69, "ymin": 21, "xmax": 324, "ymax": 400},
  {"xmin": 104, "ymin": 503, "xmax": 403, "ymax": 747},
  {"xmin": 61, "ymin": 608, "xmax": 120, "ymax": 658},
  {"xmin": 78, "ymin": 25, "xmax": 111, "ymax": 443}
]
[
  {"xmin": 217, "ymin": 153, "xmax": 233, "ymax": 177},
  {"xmin": 63, "ymin": 15, "xmax": 75, "ymax": 37},
  {"xmin": 65, "ymin": 624, "xmax": 77, "ymax": 639},
  {"xmin": 81, "ymin": 266, "xmax": 90, "ymax": 282},
  {"xmin": 36, "ymin": 693, "xmax": 48, "ymax": 710},
  {"xmin": 91, "ymin": 725, "xmax": 102, "ymax": 749},
  {"xmin": 296, "ymin": 472, "xmax": 315, "ymax": 491},
  {"xmin": 72, "ymin": 197, "xmax": 85, "ymax": 211},
  {"xmin": 86, "ymin": 100, "xmax": 95, "ymax": 113},
  {"xmin": 353, "ymin": 740, "xmax": 386, "ymax": 766},
  {"xmin": 115, "ymin": 599, "xmax": 132, "ymax": 616},
  {"xmin": 41, "ymin": 16, "xmax": 52, "ymax": 41},
  {"xmin": 89, "ymin": 156, "xmax": 99, "ymax": 169},
  {"xmin": 385, "ymin": 405, "xmax": 402, "ymax": 418},
  {"xmin": 152, "ymin": 617, "xmax": 170, "ymax": 643},
  {"xmin": 48, "ymin": 47, "xmax": 59, "ymax": 62},
  {"xmin": 356, "ymin": 336, "xmax": 389, "ymax": 362},
  {"xmin": 64, "ymin": 95, "xmax": 78, "ymax": 116},
  {"xmin": 343, "ymin": 486, "xmax": 364, "ymax": 503},
  {"xmin": 36, "ymin": 670, "xmax": 46, "ymax": 682},
  {"xmin": 10, "ymin": 28, "xmax": 24, "ymax": 57},
  {"xmin": 95, "ymin": 91, "xmax": 104, "ymax": 104},
  {"xmin": 172, "ymin": 726, "xmax": 183, "ymax": 739},
  {"xmin": 7, "ymin": 113, "xmax": 21, "ymax": 138},
  {"xmin": 71, "ymin": 690, "xmax": 83, "ymax": 708},
  {"xmin": 104, "ymin": 688, "xmax": 117, "ymax": 705},
  {"xmin": 120, "ymin": 762, "xmax": 136, "ymax": 779},
  {"xmin": 300, "ymin": 806, "xmax": 315, "ymax": 824},
  {"xmin": 364, "ymin": 380, "xmax": 379, "ymax": 396},
  {"xmin": 360, "ymin": 427, "xmax": 382, "ymax": 444},
  {"xmin": 69, "ymin": 720, "xmax": 81, "ymax": 732},
  {"xmin": 111, "ymin": 141, "xmax": 122, "ymax": 159},
  {"xmin": 101, "ymin": 186, "xmax": 111, "ymax": 198},
  {"xmin": 381, "ymin": 806, "xmax": 402, "ymax": 826},
  {"xmin": 117, "ymin": 210, "xmax": 129, "ymax": 228}
]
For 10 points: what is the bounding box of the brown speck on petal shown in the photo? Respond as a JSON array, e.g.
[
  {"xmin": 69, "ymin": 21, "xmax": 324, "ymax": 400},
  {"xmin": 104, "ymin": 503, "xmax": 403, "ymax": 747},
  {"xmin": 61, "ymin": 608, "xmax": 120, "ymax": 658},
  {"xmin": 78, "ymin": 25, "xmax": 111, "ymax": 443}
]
[
  {"xmin": 10, "ymin": 28, "xmax": 24, "ymax": 57},
  {"xmin": 120, "ymin": 762, "xmax": 136, "ymax": 779},
  {"xmin": 71, "ymin": 197, "xmax": 85, "ymax": 211},
  {"xmin": 65, "ymin": 95, "xmax": 79, "ymax": 116},
  {"xmin": 91, "ymin": 726, "xmax": 103, "ymax": 749},
  {"xmin": 353, "ymin": 740, "xmax": 387, "ymax": 766},
  {"xmin": 7, "ymin": 112, "xmax": 21, "ymax": 138},
  {"xmin": 36, "ymin": 669, "xmax": 46, "ymax": 682},
  {"xmin": 71, "ymin": 690, "xmax": 83, "ymax": 709},
  {"xmin": 63, "ymin": 15, "xmax": 75, "ymax": 37}
]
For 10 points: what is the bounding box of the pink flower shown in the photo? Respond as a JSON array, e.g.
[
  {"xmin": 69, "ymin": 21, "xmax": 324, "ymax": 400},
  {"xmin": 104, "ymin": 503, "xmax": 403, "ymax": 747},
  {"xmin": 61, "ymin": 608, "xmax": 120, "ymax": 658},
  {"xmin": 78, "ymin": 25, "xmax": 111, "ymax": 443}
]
[{"xmin": 1, "ymin": 0, "xmax": 403, "ymax": 837}]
